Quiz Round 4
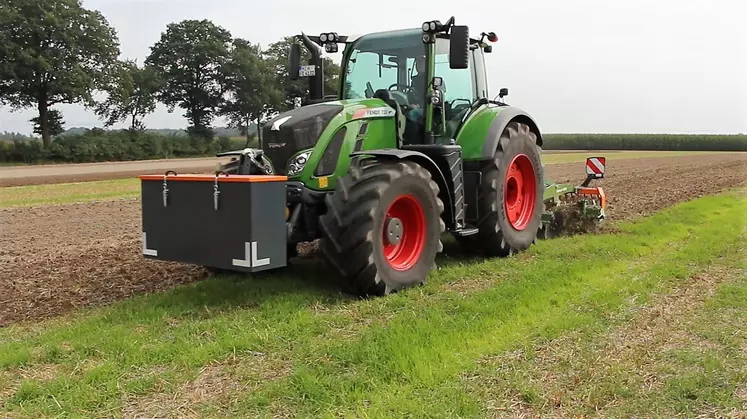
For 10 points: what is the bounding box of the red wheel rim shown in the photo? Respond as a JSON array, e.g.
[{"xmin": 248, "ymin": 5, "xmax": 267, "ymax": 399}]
[
  {"xmin": 504, "ymin": 154, "xmax": 537, "ymax": 231},
  {"xmin": 382, "ymin": 194, "xmax": 426, "ymax": 271}
]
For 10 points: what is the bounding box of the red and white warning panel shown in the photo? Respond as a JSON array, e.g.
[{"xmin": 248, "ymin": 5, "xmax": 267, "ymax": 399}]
[
  {"xmin": 139, "ymin": 173, "xmax": 288, "ymax": 273},
  {"xmin": 585, "ymin": 157, "xmax": 606, "ymax": 178}
]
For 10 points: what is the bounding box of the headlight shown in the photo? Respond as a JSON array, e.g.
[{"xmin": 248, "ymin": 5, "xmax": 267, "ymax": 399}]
[{"xmin": 286, "ymin": 150, "xmax": 313, "ymax": 177}]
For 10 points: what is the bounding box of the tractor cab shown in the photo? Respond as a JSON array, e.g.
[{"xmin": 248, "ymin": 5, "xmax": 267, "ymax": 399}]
[{"xmin": 289, "ymin": 19, "xmax": 498, "ymax": 147}]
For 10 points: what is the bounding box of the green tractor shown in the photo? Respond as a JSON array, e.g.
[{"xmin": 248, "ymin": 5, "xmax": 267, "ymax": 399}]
[{"xmin": 139, "ymin": 17, "xmax": 606, "ymax": 296}]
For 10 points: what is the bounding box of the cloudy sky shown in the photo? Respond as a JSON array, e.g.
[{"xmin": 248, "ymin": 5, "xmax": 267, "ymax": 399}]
[{"xmin": 1, "ymin": 0, "xmax": 745, "ymax": 135}]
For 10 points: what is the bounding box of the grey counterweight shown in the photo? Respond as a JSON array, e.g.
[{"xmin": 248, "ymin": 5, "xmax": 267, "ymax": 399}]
[{"xmin": 140, "ymin": 173, "xmax": 288, "ymax": 273}]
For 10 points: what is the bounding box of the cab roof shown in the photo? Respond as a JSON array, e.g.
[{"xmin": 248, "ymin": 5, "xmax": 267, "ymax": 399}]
[{"xmin": 345, "ymin": 27, "xmax": 481, "ymax": 56}]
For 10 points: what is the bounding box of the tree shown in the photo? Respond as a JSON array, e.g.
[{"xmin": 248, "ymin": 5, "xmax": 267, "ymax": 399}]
[
  {"xmin": 95, "ymin": 60, "xmax": 160, "ymax": 132},
  {"xmin": 0, "ymin": 0, "xmax": 120, "ymax": 147},
  {"xmin": 219, "ymin": 39, "xmax": 280, "ymax": 143},
  {"xmin": 263, "ymin": 36, "xmax": 342, "ymax": 112},
  {"xmin": 30, "ymin": 109, "xmax": 64, "ymax": 137},
  {"xmin": 145, "ymin": 19, "xmax": 232, "ymax": 141},
  {"xmin": 324, "ymin": 58, "xmax": 342, "ymax": 98}
]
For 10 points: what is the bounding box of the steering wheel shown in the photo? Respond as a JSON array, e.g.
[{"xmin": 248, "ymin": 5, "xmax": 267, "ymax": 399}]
[
  {"xmin": 388, "ymin": 83, "xmax": 411, "ymax": 92},
  {"xmin": 448, "ymin": 98, "xmax": 472, "ymax": 110},
  {"xmin": 446, "ymin": 98, "xmax": 472, "ymax": 119}
]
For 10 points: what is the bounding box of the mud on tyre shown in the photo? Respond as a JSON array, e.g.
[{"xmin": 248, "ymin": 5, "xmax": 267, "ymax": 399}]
[
  {"xmin": 319, "ymin": 159, "xmax": 445, "ymax": 297},
  {"xmin": 474, "ymin": 121, "xmax": 544, "ymax": 256}
]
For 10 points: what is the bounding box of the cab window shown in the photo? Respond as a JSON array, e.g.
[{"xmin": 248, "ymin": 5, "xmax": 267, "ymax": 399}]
[
  {"xmin": 343, "ymin": 51, "xmax": 398, "ymax": 99},
  {"xmin": 433, "ymin": 38, "xmax": 476, "ymax": 106}
]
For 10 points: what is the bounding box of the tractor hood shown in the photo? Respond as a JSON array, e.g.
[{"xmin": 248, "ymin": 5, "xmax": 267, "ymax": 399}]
[
  {"xmin": 261, "ymin": 103, "xmax": 344, "ymax": 175},
  {"xmin": 261, "ymin": 99, "xmax": 393, "ymax": 175}
]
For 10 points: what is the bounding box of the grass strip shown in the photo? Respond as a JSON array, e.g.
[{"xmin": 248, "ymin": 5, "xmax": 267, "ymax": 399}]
[{"xmin": 0, "ymin": 178, "xmax": 139, "ymax": 208}]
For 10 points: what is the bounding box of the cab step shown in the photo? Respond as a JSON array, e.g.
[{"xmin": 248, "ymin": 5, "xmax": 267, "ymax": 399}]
[{"xmin": 451, "ymin": 227, "xmax": 479, "ymax": 237}]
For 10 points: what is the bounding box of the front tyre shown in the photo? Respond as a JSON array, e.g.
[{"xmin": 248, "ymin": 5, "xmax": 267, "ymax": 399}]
[{"xmin": 319, "ymin": 160, "xmax": 445, "ymax": 297}]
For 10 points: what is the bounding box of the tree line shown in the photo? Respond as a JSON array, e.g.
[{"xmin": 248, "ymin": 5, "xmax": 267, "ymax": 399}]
[
  {"xmin": 3, "ymin": 131, "xmax": 744, "ymax": 165},
  {"xmin": 0, "ymin": 0, "xmax": 340, "ymax": 147}
]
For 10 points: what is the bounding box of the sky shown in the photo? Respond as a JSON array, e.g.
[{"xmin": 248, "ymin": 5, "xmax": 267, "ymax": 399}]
[{"xmin": 1, "ymin": 0, "xmax": 745, "ymax": 135}]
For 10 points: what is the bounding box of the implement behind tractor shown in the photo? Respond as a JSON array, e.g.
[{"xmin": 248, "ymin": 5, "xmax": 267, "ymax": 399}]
[{"xmin": 139, "ymin": 17, "xmax": 607, "ymax": 296}]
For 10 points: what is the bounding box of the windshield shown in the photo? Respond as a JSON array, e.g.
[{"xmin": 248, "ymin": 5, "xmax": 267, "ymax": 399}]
[{"xmin": 341, "ymin": 30, "xmax": 426, "ymax": 100}]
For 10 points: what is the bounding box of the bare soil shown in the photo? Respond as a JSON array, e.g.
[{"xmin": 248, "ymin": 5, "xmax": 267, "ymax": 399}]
[
  {"xmin": 0, "ymin": 200, "xmax": 209, "ymax": 326},
  {"xmin": 544, "ymin": 153, "xmax": 747, "ymax": 221},
  {"xmin": 1, "ymin": 153, "xmax": 745, "ymax": 327}
]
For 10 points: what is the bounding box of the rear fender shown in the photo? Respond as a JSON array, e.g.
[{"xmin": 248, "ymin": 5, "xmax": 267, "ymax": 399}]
[
  {"xmin": 349, "ymin": 149, "xmax": 455, "ymax": 229},
  {"xmin": 481, "ymin": 107, "xmax": 543, "ymax": 159},
  {"xmin": 457, "ymin": 106, "xmax": 544, "ymax": 161}
]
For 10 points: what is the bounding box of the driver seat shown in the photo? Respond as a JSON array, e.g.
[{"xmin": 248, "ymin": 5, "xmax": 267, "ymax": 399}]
[{"xmin": 373, "ymin": 89, "xmax": 406, "ymax": 145}]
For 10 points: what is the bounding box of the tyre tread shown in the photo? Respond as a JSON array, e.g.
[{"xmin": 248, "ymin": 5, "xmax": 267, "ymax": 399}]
[
  {"xmin": 473, "ymin": 121, "xmax": 542, "ymax": 257},
  {"xmin": 319, "ymin": 159, "xmax": 445, "ymax": 296}
]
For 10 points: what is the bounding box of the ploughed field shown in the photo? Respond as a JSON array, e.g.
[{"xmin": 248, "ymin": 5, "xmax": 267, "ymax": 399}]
[{"xmin": 0, "ymin": 152, "xmax": 745, "ymax": 327}]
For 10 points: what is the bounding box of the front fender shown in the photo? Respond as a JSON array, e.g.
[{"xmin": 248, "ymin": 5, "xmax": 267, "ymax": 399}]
[{"xmin": 349, "ymin": 149, "xmax": 454, "ymax": 229}]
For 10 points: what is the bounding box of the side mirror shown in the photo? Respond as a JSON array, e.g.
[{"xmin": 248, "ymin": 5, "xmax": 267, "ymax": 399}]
[
  {"xmin": 499, "ymin": 88, "xmax": 508, "ymax": 99},
  {"xmin": 288, "ymin": 43, "xmax": 301, "ymax": 80},
  {"xmin": 449, "ymin": 25, "xmax": 469, "ymax": 69}
]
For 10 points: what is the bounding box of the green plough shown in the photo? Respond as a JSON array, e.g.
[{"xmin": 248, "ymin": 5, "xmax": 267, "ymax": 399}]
[{"xmin": 539, "ymin": 156, "xmax": 607, "ymax": 239}]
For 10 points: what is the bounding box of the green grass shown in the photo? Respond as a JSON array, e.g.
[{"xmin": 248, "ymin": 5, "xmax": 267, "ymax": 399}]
[
  {"xmin": 1, "ymin": 189, "xmax": 745, "ymax": 417},
  {"xmin": 0, "ymin": 150, "xmax": 725, "ymax": 209},
  {"xmin": 466, "ymin": 253, "xmax": 747, "ymax": 417},
  {"xmin": 0, "ymin": 178, "xmax": 139, "ymax": 208}
]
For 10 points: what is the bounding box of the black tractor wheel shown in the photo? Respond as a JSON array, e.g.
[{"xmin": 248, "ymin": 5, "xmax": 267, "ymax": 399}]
[
  {"xmin": 319, "ymin": 159, "xmax": 445, "ymax": 297},
  {"xmin": 473, "ymin": 121, "xmax": 544, "ymax": 256}
]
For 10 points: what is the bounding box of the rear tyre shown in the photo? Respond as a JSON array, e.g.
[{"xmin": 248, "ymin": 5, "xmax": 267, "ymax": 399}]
[
  {"xmin": 474, "ymin": 121, "xmax": 544, "ymax": 256},
  {"xmin": 319, "ymin": 159, "xmax": 445, "ymax": 297}
]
